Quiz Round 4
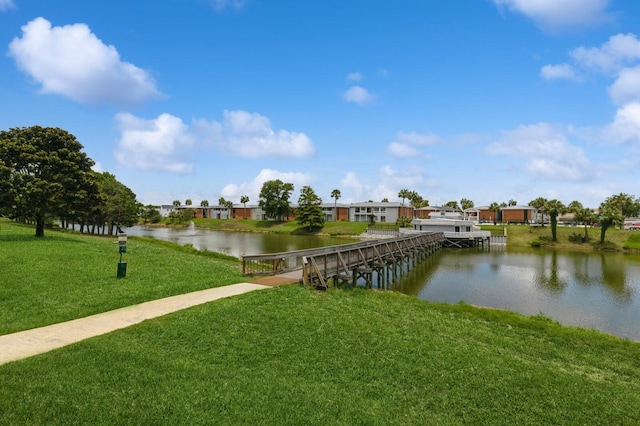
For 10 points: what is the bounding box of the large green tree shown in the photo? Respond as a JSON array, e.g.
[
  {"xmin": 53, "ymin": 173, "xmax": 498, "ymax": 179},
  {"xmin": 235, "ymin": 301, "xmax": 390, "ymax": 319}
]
[
  {"xmin": 573, "ymin": 207, "xmax": 595, "ymax": 242},
  {"xmin": 598, "ymin": 196, "xmax": 626, "ymax": 243},
  {"xmin": 529, "ymin": 197, "xmax": 548, "ymax": 227},
  {"xmin": 297, "ymin": 186, "xmax": 324, "ymax": 230},
  {"xmin": 94, "ymin": 172, "xmax": 139, "ymax": 235},
  {"xmin": 444, "ymin": 200, "xmax": 460, "ymax": 210},
  {"xmin": 141, "ymin": 205, "xmax": 162, "ymax": 224},
  {"xmin": 398, "ymin": 189, "xmax": 411, "ymax": 206},
  {"xmin": 259, "ymin": 180, "xmax": 294, "ymax": 220},
  {"xmin": 409, "ymin": 191, "xmax": 428, "ymax": 209},
  {"xmin": 606, "ymin": 193, "xmax": 640, "ymax": 220},
  {"xmin": 460, "ymin": 198, "xmax": 474, "ymax": 210},
  {"xmin": 544, "ymin": 199, "xmax": 566, "ymax": 242},
  {"xmin": 0, "ymin": 126, "xmax": 97, "ymax": 237}
]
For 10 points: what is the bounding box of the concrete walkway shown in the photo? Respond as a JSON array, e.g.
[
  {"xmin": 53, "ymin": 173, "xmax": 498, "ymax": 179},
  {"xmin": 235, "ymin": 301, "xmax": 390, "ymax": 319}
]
[{"xmin": 0, "ymin": 283, "xmax": 271, "ymax": 366}]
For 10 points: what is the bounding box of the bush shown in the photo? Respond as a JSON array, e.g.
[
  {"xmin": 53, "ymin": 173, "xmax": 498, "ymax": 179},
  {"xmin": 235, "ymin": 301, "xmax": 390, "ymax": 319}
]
[{"xmin": 568, "ymin": 232, "xmax": 585, "ymax": 243}]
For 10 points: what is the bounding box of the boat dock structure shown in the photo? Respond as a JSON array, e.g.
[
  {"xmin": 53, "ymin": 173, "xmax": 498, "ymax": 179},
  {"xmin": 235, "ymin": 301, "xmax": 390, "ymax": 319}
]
[{"xmin": 243, "ymin": 230, "xmax": 499, "ymax": 290}]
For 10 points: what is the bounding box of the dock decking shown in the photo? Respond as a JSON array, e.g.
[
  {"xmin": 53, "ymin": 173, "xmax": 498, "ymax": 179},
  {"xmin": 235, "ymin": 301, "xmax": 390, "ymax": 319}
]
[{"xmin": 242, "ymin": 232, "xmax": 445, "ymax": 290}]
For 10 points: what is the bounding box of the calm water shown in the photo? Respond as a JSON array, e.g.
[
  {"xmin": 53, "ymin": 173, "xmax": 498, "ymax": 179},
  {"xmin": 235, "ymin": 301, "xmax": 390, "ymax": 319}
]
[
  {"xmin": 123, "ymin": 226, "xmax": 640, "ymax": 341},
  {"xmin": 392, "ymin": 247, "xmax": 640, "ymax": 341},
  {"xmin": 123, "ymin": 224, "xmax": 352, "ymax": 257}
]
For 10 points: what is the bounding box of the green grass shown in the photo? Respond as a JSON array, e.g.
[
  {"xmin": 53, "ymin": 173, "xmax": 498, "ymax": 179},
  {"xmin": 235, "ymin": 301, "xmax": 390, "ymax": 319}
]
[
  {"xmin": 0, "ymin": 220, "xmax": 245, "ymax": 335},
  {"xmin": 192, "ymin": 218, "xmax": 368, "ymax": 236},
  {"xmin": 623, "ymin": 233, "xmax": 640, "ymax": 250},
  {"xmin": 1, "ymin": 285, "xmax": 639, "ymax": 425},
  {"xmin": 480, "ymin": 224, "xmax": 639, "ymax": 251}
]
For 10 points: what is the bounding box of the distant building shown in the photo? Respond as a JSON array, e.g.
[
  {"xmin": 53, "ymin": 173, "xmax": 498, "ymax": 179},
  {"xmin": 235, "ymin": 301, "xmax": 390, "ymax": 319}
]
[
  {"xmin": 349, "ymin": 202, "xmax": 410, "ymax": 223},
  {"xmin": 322, "ymin": 203, "xmax": 349, "ymax": 222},
  {"xmin": 501, "ymin": 205, "xmax": 537, "ymax": 224},
  {"xmin": 159, "ymin": 204, "xmax": 179, "ymax": 218}
]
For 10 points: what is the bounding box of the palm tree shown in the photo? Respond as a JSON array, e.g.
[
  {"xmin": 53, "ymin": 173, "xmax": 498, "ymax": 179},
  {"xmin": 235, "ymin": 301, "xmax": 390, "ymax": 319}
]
[
  {"xmin": 488, "ymin": 202, "xmax": 501, "ymax": 225},
  {"xmin": 573, "ymin": 207, "xmax": 595, "ymax": 242},
  {"xmin": 330, "ymin": 189, "xmax": 341, "ymax": 221},
  {"xmin": 200, "ymin": 200, "xmax": 209, "ymax": 207},
  {"xmin": 599, "ymin": 196, "xmax": 626, "ymax": 243},
  {"xmin": 460, "ymin": 198, "xmax": 474, "ymax": 210},
  {"xmin": 398, "ymin": 188, "xmax": 411, "ymax": 218},
  {"xmin": 508, "ymin": 199, "xmax": 517, "ymax": 206},
  {"xmin": 567, "ymin": 200, "xmax": 583, "ymax": 213},
  {"xmin": 398, "ymin": 189, "xmax": 410, "ymax": 206},
  {"xmin": 185, "ymin": 199, "xmax": 192, "ymax": 206},
  {"xmin": 172, "ymin": 199, "xmax": 180, "ymax": 207},
  {"xmin": 545, "ymin": 199, "xmax": 566, "ymax": 242},
  {"xmin": 529, "ymin": 197, "xmax": 548, "ymax": 227},
  {"xmin": 240, "ymin": 195, "xmax": 249, "ymax": 219}
]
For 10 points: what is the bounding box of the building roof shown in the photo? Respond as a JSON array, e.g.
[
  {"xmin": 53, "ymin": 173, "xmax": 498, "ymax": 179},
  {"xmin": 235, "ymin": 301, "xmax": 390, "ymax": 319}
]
[{"xmin": 350, "ymin": 201, "xmax": 404, "ymax": 207}]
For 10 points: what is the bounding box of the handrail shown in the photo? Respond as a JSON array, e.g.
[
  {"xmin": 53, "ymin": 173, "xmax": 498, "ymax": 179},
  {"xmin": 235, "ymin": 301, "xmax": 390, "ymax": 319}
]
[{"xmin": 242, "ymin": 232, "xmax": 445, "ymax": 276}]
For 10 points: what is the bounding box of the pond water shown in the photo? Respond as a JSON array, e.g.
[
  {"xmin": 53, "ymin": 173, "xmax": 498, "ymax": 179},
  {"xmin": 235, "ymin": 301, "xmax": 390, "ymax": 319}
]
[
  {"xmin": 123, "ymin": 224, "xmax": 353, "ymax": 257},
  {"xmin": 123, "ymin": 225, "xmax": 640, "ymax": 341},
  {"xmin": 392, "ymin": 247, "xmax": 640, "ymax": 341}
]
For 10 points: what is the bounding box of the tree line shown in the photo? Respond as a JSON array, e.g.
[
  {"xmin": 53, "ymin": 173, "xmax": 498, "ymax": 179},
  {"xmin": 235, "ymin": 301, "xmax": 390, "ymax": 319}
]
[
  {"xmin": 3, "ymin": 126, "xmax": 638, "ymax": 241},
  {"xmin": 0, "ymin": 126, "xmax": 140, "ymax": 237}
]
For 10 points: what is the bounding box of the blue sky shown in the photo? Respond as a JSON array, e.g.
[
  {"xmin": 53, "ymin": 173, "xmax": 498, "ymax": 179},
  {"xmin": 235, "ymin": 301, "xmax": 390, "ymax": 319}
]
[{"xmin": 2, "ymin": 0, "xmax": 640, "ymax": 208}]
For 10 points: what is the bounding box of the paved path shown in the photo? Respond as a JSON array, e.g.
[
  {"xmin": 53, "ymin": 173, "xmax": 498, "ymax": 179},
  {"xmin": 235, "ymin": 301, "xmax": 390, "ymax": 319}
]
[{"xmin": 0, "ymin": 283, "xmax": 271, "ymax": 366}]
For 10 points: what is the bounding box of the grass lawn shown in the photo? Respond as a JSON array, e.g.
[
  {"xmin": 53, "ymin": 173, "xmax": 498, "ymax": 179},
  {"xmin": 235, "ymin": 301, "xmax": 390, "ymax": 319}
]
[
  {"xmin": 0, "ymin": 220, "xmax": 245, "ymax": 335},
  {"xmin": 192, "ymin": 218, "xmax": 369, "ymax": 236},
  {"xmin": 480, "ymin": 224, "xmax": 639, "ymax": 251},
  {"xmin": 1, "ymin": 285, "xmax": 639, "ymax": 425}
]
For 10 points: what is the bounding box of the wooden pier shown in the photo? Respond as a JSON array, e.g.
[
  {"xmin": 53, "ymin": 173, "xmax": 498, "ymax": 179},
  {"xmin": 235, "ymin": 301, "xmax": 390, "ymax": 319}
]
[{"xmin": 242, "ymin": 232, "xmax": 445, "ymax": 290}]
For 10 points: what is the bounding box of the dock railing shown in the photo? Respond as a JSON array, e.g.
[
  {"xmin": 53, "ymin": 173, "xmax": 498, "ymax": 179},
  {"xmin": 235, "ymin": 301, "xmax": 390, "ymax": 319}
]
[{"xmin": 242, "ymin": 232, "xmax": 444, "ymax": 277}]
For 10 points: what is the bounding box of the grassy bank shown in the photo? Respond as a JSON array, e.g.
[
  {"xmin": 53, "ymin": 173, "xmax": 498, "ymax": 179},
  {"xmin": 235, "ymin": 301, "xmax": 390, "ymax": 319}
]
[
  {"xmin": 1, "ymin": 285, "xmax": 639, "ymax": 424},
  {"xmin": 0, "ymin": 220, "xmax": 245, "ymax": 335},
  {"xmin": 191, "ymin": 218, "xmax": 369, "ymax": 236},
  {"xmin": 480, "ymin": 224, "xmax": 640, "ymax": 251}
]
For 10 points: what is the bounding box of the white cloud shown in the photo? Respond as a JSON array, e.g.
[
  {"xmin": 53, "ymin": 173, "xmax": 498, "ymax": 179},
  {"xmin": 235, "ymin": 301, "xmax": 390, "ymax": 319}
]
[
  {"xmin": 115, "ymin": 113, "xmax": 194, "ymax": 174},
  {"xmin": 115, "ymin": 110, "xmax": 315, "ymax": 173},
  {"xmin": 544, "ymin": 34, "xmax": 640, "ymax": 105},
  {"xmin": 487, "ymin": 123, "xmax": 592, "ymax": 182},
  {"xmin": 494, "ymin": 0, "xmax": 610, "ymax": 30},
  {"xmin": 0, "ymin": 0, "xmax": 14, "ymax": 11},
  {"xmin": 194, "ymin": 110, "xmax": 315, "ymax": 158},
  {"xmin": 605, "ymin": 102, "xmax": 640, "ymax": 143},
  {"xmin": 339, "ymin": 172, "xmax": 365, "ymax": 202},
  {"xmin": 540, "ymin": 64, "xmax": 579, "ymax": 81},
  {"xmin": 347, "ymin": 72, "xmax": 362, "ymax": 81},
  {"xmin": 220, "ymin": 169, "xmax": 314, "ymax": 202},
  {"xmin": 209, "ymin": 0, "xmax": 247, "ymax": 12},
  {"xmin": 571, "ymin": 33, "xmax": 640, "ymax": 73},
  {"xmin": 387, "ymin": 142, "xmax": 421, "ymax": 158},
  {"xmin": 8, "ymin": 17, "xmax": 162, "ymax": 106},
  {"xmin": 608, "ymin": 66, "xmax": 640, "ymax": 105},
  {"xmin": 387, "ymin": 131, "xmax": 439, "ymax": 158},
  {"xmin": 342, "ymin": 85, "xmax": 374, "ymax": 105}
]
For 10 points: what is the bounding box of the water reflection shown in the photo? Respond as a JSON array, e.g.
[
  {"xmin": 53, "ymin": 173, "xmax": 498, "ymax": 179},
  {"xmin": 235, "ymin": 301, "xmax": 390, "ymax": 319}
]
[
  {"xmin": 122, "ymin": 226, "xmax": 640, "ymax": 341},
  {"xmin": 392, "ymin": 247, "xmax": 640, "ymax": 341},
  {"xmin": 123, "ymin": 224, "xmax": 352, "ymax": 257}
]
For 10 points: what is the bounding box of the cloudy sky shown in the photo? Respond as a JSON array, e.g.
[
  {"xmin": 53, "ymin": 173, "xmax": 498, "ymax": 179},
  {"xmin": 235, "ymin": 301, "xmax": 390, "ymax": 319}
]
[{"xmin": 2, "ymin": 0, "xmax": 640, "ymax": 208}]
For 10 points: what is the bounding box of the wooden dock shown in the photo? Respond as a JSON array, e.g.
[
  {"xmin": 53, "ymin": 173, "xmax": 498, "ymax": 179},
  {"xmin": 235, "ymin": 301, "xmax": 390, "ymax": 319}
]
[{"xmin": 242, "ymin": 232, "xmax": 445, "ymax": 290}]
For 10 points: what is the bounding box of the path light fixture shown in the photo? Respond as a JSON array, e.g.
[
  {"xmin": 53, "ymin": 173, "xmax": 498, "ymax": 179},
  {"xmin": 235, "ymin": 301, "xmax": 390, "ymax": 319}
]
[{"xmin": 117, "ymin": 233, "xmax": 127, "ymax": 278}]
